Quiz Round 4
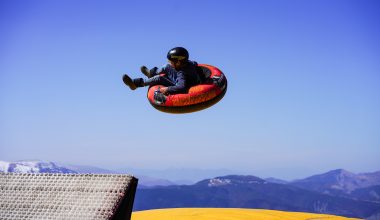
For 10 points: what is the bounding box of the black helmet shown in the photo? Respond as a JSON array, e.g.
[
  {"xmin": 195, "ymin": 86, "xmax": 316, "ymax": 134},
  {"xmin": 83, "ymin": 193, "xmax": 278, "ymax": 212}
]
[{"xmin": 167, "ymin": 47, "xmax": 189, "ymax": 61}]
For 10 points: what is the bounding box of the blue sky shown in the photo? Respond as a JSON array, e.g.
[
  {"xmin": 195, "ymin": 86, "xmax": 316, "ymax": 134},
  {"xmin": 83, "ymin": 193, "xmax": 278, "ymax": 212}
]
[{"xmin": 1, "ymin": 0, "xmax": 379, "ymax": 180}]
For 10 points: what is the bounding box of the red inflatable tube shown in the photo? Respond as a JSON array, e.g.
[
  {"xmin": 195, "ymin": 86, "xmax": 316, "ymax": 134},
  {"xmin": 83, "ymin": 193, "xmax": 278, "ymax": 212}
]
[{"xmin": 147, "ymin": 64, "xmax": 227, "ymax": 114}]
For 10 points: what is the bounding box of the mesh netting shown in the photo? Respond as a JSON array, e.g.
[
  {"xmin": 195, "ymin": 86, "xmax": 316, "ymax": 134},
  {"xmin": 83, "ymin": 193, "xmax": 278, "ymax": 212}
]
[{"xmin": 0, "ymin": 173, "xmax": 137, "ymax": 220}]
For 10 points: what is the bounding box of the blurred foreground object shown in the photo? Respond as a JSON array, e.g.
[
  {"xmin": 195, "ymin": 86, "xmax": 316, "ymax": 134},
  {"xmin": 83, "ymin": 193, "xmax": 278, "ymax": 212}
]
[
  {"xmin": 132, "ymin": 208, "xmax": 359, "ymax": 220},
  {"xmin": 0, "ymin": 173, "xmax": 138, "ymax": 220}
]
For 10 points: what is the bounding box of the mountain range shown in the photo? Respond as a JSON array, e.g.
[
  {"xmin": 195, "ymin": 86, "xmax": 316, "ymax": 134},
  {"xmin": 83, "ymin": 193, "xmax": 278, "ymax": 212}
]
[
  {"xmin": 1, "ymin": 160, "xmax": 379, "ymax": 218},
  {"xmin": 134, "ymin": 174, "xmax": 380, "ymax": 218},
  {"xmin": 0, "ymin": 160, "xmax": 77, "ymax": 174},
  {"xmin": 291, "ymin": 169, "xmax": 380, "ymax": 193},
  {"xmin": 0, "ymin": 160, "xmax": 175, "ymax": 187}
]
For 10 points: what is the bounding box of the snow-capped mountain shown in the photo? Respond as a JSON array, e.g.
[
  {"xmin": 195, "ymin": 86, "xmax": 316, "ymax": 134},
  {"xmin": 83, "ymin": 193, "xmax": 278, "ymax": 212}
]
[
  {"xmin": 0, "ymin": 160, "xmax": 77, "ymax": 174},
  {"xmin": 0, "ymin": 160, "xmax": 176, "ymax": 187},
  {"xmin": 196, "ymin": 175, "xmax": 266, "ymax": 187}
]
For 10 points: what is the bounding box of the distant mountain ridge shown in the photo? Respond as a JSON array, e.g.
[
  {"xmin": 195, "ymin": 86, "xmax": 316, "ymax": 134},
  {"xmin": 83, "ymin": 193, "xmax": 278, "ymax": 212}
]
[
  {"xmin": 1, "ymin": 161, "xmax": 379, "ymax": 190},
  {"xmin": 0, "ymin": 160, "xmax": 177, "ymax": 187},
  {"xmin": 290, "ymin": 169, "xmax": 380, "ymax": 196},
  {"xmin": 135, "ymin": 174, "xmax": 380, "ymax": 218},
  {"xmin": 265, "ymin": 177, "xmax": 288, "ymax": 184},
  {"xmin": 0, "ymin": 160, "xmax": 77, "ymax": 174},
  {"xmin": 196, "ymin": 175, "xmax": 266, "ymax": 187},
  {"xmin": 1, "ymin": 160, "xmax": 380, "ymax": 218}
]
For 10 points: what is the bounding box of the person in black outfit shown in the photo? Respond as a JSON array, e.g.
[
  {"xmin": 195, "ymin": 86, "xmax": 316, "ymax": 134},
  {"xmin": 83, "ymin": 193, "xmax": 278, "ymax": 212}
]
[{"xmin": 123, "ymin": 47, "xmax": 201, "ymax": 95}]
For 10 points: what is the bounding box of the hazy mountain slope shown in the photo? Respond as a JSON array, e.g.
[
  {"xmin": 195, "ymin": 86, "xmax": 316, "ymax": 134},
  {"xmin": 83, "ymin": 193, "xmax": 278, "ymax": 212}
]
[
  {"xmin": 350, "ymin": 185, "xmax": 380, "ymax": 202},
  {"xmin": 290, "ymin": 169, "xmax": 380, "ymax": 197},
  {"xmin": 0, "ymin": 160, "xmax": 175, "ymax": 187}
]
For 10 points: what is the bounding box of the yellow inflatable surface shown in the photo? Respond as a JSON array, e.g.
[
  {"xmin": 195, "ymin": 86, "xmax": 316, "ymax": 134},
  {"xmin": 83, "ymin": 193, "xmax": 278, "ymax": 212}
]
[{"xmin": 132, "ymin": 208, "xmax": 359, "ymax": 220}]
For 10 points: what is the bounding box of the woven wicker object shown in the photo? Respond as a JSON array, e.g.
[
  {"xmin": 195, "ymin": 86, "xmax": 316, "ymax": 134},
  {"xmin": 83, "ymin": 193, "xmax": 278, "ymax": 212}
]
[{"xmin": 0, "ymin": 173, "xmax": 138, "ymax": 220}]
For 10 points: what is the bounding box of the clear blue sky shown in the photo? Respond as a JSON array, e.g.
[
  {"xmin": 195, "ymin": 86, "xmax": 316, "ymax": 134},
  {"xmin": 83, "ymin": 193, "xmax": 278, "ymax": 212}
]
[{"xmin": 1, "ymin": 0, "xmax": 379, "ymax": 180}]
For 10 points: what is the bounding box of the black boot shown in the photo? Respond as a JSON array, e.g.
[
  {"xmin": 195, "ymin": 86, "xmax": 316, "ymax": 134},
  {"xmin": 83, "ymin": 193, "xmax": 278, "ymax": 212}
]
[
  {"xmin": 140, "ymin": 66, "xmax": 152, "ymax": 78},
  {"xmin": 122, "ymin": 74, "xmax": 137, "ymax": 90}
]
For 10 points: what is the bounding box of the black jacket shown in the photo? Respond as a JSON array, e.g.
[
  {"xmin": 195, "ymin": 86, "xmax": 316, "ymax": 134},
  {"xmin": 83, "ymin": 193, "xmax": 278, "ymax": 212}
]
[{"xmin": 157, "ymin": 60, "xmax": 201, "ymax": 94}]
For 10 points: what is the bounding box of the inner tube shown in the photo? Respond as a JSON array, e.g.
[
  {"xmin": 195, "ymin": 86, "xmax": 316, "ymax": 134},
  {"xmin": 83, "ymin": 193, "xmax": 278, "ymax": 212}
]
[{"xmin": 147, "ymin": 64, "xmax": 227, "ymax": 114}]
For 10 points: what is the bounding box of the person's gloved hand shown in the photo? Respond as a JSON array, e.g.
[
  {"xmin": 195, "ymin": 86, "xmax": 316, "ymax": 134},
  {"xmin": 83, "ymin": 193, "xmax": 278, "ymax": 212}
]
[{"xmin": 159, "ymin": 87, "xmax": 169, "ymax": 95}]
